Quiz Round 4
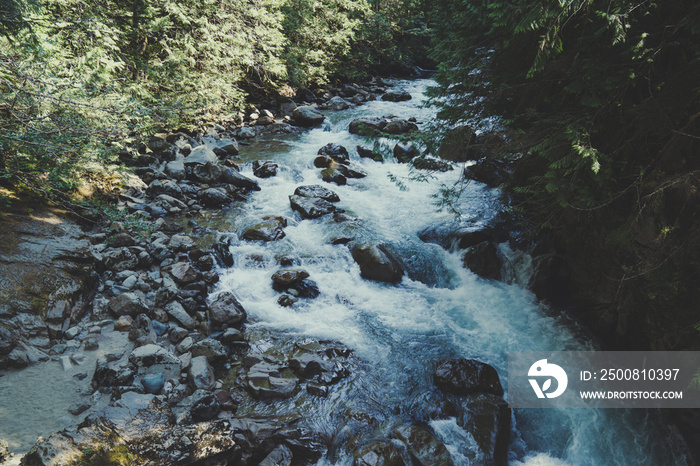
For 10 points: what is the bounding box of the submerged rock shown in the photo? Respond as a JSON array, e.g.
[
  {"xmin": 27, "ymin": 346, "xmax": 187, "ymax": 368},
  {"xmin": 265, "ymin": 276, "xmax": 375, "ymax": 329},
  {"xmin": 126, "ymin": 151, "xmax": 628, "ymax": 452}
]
[
  {"xmin": 458, "ymin": 393, "xmax": 511, "ymax": 465},
  {"xmin": 463, "ymin": 241, "xmax": 502, "ymax": 281},
  {"xmin": 321, "ymin": 167, "xmax": 348, "ymax": 185},
  {"xmin": 252, "ymin": 160, "xmax": 279, "ymax": 178},
  {"xmin": 242, "ymin": 216, "xmax": 287, "ymax": 242}
]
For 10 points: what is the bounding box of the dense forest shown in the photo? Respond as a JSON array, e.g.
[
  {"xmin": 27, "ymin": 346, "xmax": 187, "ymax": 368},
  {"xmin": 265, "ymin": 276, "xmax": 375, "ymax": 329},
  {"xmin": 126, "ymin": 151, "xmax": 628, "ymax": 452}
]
[{"xmin": 1, "ymin": 0, "xmax": 699, "ymax": 350}]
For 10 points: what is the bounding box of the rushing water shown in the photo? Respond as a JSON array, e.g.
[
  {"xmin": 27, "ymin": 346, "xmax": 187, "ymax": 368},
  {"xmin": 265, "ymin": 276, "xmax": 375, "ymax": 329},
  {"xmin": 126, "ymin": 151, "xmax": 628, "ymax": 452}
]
[{"xmin": 213, "ymin": 80, "xmax": 690, "ymax": 465}]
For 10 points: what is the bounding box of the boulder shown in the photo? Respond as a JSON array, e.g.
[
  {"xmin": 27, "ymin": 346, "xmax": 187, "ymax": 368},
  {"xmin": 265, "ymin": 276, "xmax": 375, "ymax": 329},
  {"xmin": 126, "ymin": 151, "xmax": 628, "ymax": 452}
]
[
  {"xmin": 292, "ymin": 106, "xmax": 325, "ymax": 127},
  {"xmin": 392, "ymin": 425, "xmax": 453, "ymax": 466},
  {"xmin": 321, "ymin": 167, "xmax": 347, "ymax": 185},
  {"xmin": 200, "ymin": 187, "xmax": 230, "ymax": 207},
  {"xmin": 189, "ymin": 390, "xmax": 221, "ymax": 422},
  {"xmin": 271, "ymin": 269, "xmax": 310, "ymax": 291},
  {"xmin": 188, "ymin": 355, "xmax": 216, "ymax": 391},
  {"xmin": 102, "ymin": 248, "xmax": 139, "ymax": 273},
  {"xmin": 242, "ymin": 216, "xmax": 287, "ymax": 242},
  {"xmin": 190, "ymin": 338, "xmax": 228, "ymax": 366},
  {"xmin": 166, "ymin": 261, "xmax": 200, "ymax": 285},
  {"xmin": 188, "ymin": 162, "xmax": 223, "ymax": 184},
  {"xmin": 212, "ymin": 240, "xmax": 234, "ymax": 267},
  {"xmin": 147, "ymin": 179, "xmax": 183, "ymax": 199},
  {"xmin": 338, "ymin": 163, "xmax": 368, "ymax": 179},
  {"xmin": 165, "ymin": 155, "xmax": 186, "ymax": 180},
  {"xmin": 92, "ymin": 358, "xmax": 135, "ymax": 388},
  {"xmin": 437, "ymin": 125, "xmax": 477, "ymax": 162},
  {"xmin": 252, "ymin": 160, "xmax": 279, "ymax": 178},
  {"xmin": 294, "ymin": 185, "xmax": 340, "ymax": 202},
  {"xmin": 381, "ymin": 90, "xmax": 412, "ymax": 102},
  {"xmin": 349, "ymin": 117, "xmax": 387, "ymax": 136},
  {"xmin": 383, "ymin": 119, "xmax": 418, "ymax": 135},
  {"xmin": 411, "ymin": 157, "xmax": 453, "ymax": 172},
  {"xmin": 209, "ymin": 292, "xmax": 247, "ymax": 328},
  {"xmin": 351, "ymin": 244, "xmax": 404, "ymax": 284},
  {"xmin": 165, "ymin": 301, "xmax": 195, "ymax": 330},
  {"xmin": 318, "ymin": 143, "xmax": 350, "ymax": 162},
  {"xmin": 327, "ymin": 96, "xmax": 351, "ymax": 111},
  {"xmin": 393, "ymin": 142, "xmax": 420, "ymax": 163},
  {"xmin": 107, "ymin": 292, "xmax": 146, "ymax": 317},
  {"xmin": 213, "ymin": 139, "xmax": 239, "ymax": 156},
  {"xmin": 433, "ymin": 358, "xmax": 504, "ymax": 396},
  {"xmin": 357, "ymin": 146, "xmax": 383, "ymax": 161},
  {"xmin": 289, "ymin": 195, "xmax": 336, "ymax": 219},
  {"xmin": 221, "ymin": 167, "xmax": 261, "ymax": 191},
  {"xmin": 463, "ymin": 241, "xmax": 502, "ymax": 281},
  {"xmin": 457, "ymin": 394, "xmax": 511, "ymax": 465},
  {"xmin": 184, "ymin": 145, "xmax": 218, "ymax": 165}
]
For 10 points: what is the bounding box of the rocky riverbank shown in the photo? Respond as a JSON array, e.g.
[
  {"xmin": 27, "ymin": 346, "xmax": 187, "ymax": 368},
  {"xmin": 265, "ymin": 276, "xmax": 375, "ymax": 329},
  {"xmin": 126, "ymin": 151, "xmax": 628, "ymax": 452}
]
[{"xmin": 1, "ymin": 78, "xmax": 515, "ymax": 465}]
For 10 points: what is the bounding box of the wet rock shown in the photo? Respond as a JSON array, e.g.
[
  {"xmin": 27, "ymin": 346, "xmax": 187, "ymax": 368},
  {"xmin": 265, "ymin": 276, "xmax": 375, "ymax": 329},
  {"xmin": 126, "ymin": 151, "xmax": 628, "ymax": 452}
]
[
  {"xmin": 191, "ymin": 338, "xmax": 228, "ymax": 366},
  {"xmin": 109, "ymin": 232, "xmax": 136, "ymax": 248},
  {"xmin": 278, "ymin": 295, "xmax": 296, "ymax": 307},
  {"xmin": 165, "ymin": 301, "xmax": 195, "ymax": 330},
  {"xmin": 92, "ymin": 358, "xmax": 135, "ymax": 388},
  {"xmin": 184, "ymin": 145, "xmax": 218, "ymax": 165},
  {"xmin": 321, "ymin": 167, "xmax": 348, "ymax": 185},
  {"xmin": 252, "ymin": 160, "xmax": 279, "ymax": 178},
  {"xmin": 84, "ymin": 337, "xmax": 99, "ymax": 351},
  {"xmin": 107, "ymin": 292, "xmax": 147, "ymax": 317},
  {"xmin": 246, "ymin": 361, "xmax": 299, "ymax": 400},
  {"xmin": 393, "ymin": 142, "xmax": 420, "ymax": 163},
  {"xmin": 458, "ymin": 394, "xmax": 511, "ymax": 465},
  {"xmin": 357, "ymin": 145, "xmax": 383, "ymax": 161},
  {"xmin": 411, "ymin": 157, "xmax": 454, "ymax": 172},
  {"xmin": 114, "ymin": 315, "xmax": 134, "ymax": 332},
  {"xmin": 289, "ymin": 279, "xmax": 320, "ymax": 299},
  {"xmin": 221, "ymin": 167, "xmax": 261, "ymax": 191},
  {"xmin": 438, "ymin": 125, "xmax": 477, "ymax": 162},
  {"xmin": 189, "ymin": 390, "xmax": 221, "ymax": 422},
  {"xmin": 338, "ymin": 163, "xmax": 369, "ymax": 179},
  {"xmin": 165, "ymin": 155, "xmax": 186, "ymax": 180},
  {"xmin": 306, "ymin": 382, "xmax": 329, "ymax": 397},
  {"xmin": 290, "ymin": 194, "xmax": 336, "ymax": 219},
  {"xmin": 212, "ymin": 239, "xmax": 234, "ymax": 267},
  {"xmin": 434, "ymin": 359, "xmax": 504, "ymax": 396},
  {"xmin": 353, "ymin": 441, "xmax": 406, "ymax": 466},
  {"xmin": 463, "ymin": 242, "xmax": 502, "ymax": 281},
  {"xmin": 242, "ymin": 216, "xmax": 287, "ymax": 242},
  {"xmin": 318, "ymin": 143, "xmax": 350, "ymax": 162},
  {"xmin": 351, "ymin": 243, "xmax": 404, "ymax": 284},
  {"xmin": 189, "ymin": 355, "xmax": 216, "ymax": 391},
  {"xmin": 271, "ymin": 269, "xmax": 310, "ymax": 291},
  {"xmin": 349, "ymin": 117, "xmax": 387, "ymax": 136},
  {"xmin": 214, "ymin": 138, "xmax": 239, "ymax": 156},
  {"xmin": 147, "ymin": 179, "xmax": 183, "ymax": 199},
  {"xmin": 188, "ymin": 161, "xmax": 223, "ymax": 184},
  {"xmin": 129, "ymin": 344, "xmax": 180, "ymax": 377},
  {"xmin": 166, "ymin": 261, "xmax": 201, "ymax": 285},
  {"xmin": 295, "ymin": 185, "xmax": 340, "ymax": 202},
  {"xmin": 209, "ymin": 292, "xmax": 247, "ymax": 328},
  {"xmin": 7, "ymin": 347, "xmax": 30, "ymax": 368},
  {"xmin": 381, "ymin": 90, "xmax": 412, "ymax": 102},
  {"xmin": 200, "ymin": 187, "xmax": 230, "ymax": 207},
  {"xmin": 102, "ymin": 247, "xmax": 139, "ymax": 273},
  {"xmin": 292, "ymin": 106, "xmax": 325, "ymax": 127},
  {"xmin": 383, "ymin": 119, "xmax": 418, "ymax": 135},
  {"xmin": 141, "ymin": 372, "xmax": 166, "ymax": 394},
  {"xmin": 0, "ymin": 326, "xmax": 17, "ymax": 355},
  {"xmin": 220, "ymin": 328, "xmax": 245, "ymax": 345},
  {"xmin": 168, "ymin": 235, "xmax": 195, "ymax": 252},
  {"xmin": 392, "ymin": 425, "xmax": 453, "ymax": 466},
  {"xmin": 327, "ymin": 95, "xmax": 351, "ymax": 111}
]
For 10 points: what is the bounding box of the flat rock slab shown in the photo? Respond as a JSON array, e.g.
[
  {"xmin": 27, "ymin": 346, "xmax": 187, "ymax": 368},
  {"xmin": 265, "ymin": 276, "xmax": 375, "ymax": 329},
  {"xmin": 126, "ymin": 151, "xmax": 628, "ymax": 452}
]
[{"xmin": 0, "ymin": 209, "xmax": 93, "ymax": 316}]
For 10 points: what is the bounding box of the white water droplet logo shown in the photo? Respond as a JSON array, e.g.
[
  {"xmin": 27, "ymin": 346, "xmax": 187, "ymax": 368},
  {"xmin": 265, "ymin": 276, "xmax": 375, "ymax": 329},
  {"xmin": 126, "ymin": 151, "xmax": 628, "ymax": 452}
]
[{"xmin": 528, "ymin": 359, "xmax": 568, "ymax": 399}]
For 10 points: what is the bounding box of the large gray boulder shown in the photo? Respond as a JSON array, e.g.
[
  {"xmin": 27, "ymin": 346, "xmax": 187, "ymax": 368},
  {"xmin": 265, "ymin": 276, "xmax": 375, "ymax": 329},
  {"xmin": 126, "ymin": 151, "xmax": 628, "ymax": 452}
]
[
  {"xmin": 242, "ymin": 216, "xmax": 287, "ymax": 242},
  {"xmin": 292, "ymin": 106, "xmax": 325, "ymax": 127},
  {"xmin": 221, "ymin": 168, "xmax": 261, "ymax": 191},
  {"xmin": 184, "ymin": 145, "xmax": 218, "ymax": 165},
  {"xmin": 208, "ymin": 292, "xmax": 247, "ymax": 328},
  {"xmin": 294, "ymin": 185, "xmax": 340, "ymax": 202},
  {"xmin": 188, "ymin": 355, "xmax": 216, "ymax": 391},
  {"xmin": 381, "ymin": 90, "xmax": 412, "ymax": 102},
  {"xmin": 383, "ymin": 119, "xmax": 418, "ymax": 135},
  {"xmin": 289, "ymin": 195, "xmax": 336, "ymax": 219},
  {"xmin": 351, "ymin": 244, "xmax": 404, "ymax": 284}
]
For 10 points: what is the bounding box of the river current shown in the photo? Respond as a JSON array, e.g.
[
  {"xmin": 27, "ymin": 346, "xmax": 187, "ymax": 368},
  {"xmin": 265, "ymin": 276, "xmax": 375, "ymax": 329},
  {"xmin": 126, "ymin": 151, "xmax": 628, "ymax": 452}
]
[{"xmin": 212, "ymin": 79, "xmax": 690, "ymax": 465}]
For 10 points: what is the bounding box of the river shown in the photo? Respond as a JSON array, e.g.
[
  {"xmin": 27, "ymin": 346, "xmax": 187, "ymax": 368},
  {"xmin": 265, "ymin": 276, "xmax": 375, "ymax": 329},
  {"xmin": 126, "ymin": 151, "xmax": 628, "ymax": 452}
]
[{"xmin": 210, "ymin": 79, "xmax": 690, "ymax": 465}]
